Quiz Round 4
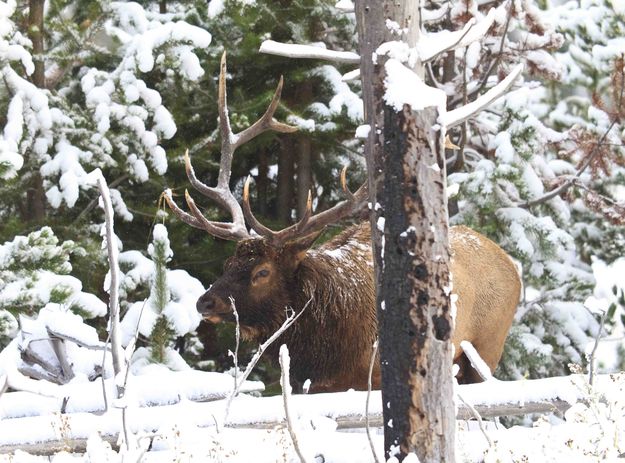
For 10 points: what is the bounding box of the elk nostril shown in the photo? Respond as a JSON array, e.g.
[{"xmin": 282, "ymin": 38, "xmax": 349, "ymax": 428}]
[{"xmin": 197, "ymin": 295, "xmax": 215, "ymax": 313}]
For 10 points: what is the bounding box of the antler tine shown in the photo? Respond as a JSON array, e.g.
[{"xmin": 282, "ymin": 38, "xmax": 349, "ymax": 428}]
[
  {"xmin": 183, "ymin": 149, "xmax": 231, "ymax": 211},
  {"xmin": 184, "ymin": 190, "xmax": 249, "ymax": 240},
  {"xmin": 234, "ymin": 75, "xmax": 298, "ymax": 150},
  {"xmin": 163, "ymin": 189, "xmax": 206, "ymax": 230},
  {"xmin": 340, "ymin": 166, "xmax": 355, "ymax": 201},
  {"xmin": 242, "ymin": 177, "xmax": 276, "ymax": 237},
  {"xmin": 216, "ymin": 51, "xmax": 236, "ymax": 190},
  {"xmin": 242, "ymin": 167, "xmax": 367, "ymax": 245},
  {"xmin": 166, "ymin": 51, "xmax": 298, "ymax": 243}
]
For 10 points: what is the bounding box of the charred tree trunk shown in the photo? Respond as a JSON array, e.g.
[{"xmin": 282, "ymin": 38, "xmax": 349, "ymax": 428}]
[
  {"xmin": 356, "ymin": 1, "xmax": 455, "ymax": 461},
  {"xmin": 24, "ymin": 0, "xmax": 46, "ymax": 222}
]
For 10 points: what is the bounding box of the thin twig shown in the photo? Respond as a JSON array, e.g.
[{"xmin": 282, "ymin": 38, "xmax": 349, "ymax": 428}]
[
  {"xmin": 99, "ymin": 334, "xmax": 110, "ymax": 414},
  {"xmin": 230, "ymin": 297, "xmax": 240, "ymax": 395},
  {"xmin": 365, "ymin": 339, "xmax": 381, "ymax": 463},
  {"xmin": 520, "ymin": 119, "xmax": 618, "ymax": 208},
  {"xmin": 588, "ymin": 309, "xmax": 607, "ymax": 386},
  {"xmin": 222, "ymin": 298, "xmax": 313, "ymax": 426},
  {"xmin": 450, "ymin": 0, "xmax": 513, "ymax": 107},
  {"xmin": 457, "ymin": 393, "xmax": 494, "ymax": 447},
  {"xmin": 279, "ymin": 345, "xmax": 311, "ymax": 463}
]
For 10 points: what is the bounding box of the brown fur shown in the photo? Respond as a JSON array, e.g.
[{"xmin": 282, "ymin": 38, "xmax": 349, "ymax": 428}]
[{"xmin": 197, "ymin": 223, "xmax": 521, "ymax": 392}]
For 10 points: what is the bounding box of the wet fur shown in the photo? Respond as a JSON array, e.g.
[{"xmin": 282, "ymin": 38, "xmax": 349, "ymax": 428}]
[{"xmin": 204, "ymin": 223, "xmax": 520, "ymax": 392}]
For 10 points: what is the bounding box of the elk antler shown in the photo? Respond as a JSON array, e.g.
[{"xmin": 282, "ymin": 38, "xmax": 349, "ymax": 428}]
[
  {"xmin": 164, "ymin": 51, "xmax": 297, "ymax": 241},
  {"xmin": 242, "ymin": 166, "xmax": 369, "ymax": 245}
]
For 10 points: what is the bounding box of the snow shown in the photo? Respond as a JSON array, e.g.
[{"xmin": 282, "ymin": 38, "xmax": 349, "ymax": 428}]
[{"xmin": 383, "ymin": 59, "xmax": 447, "ymax": 113}]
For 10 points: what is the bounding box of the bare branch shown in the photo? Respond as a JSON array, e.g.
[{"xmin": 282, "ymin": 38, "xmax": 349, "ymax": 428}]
[
  {"xmin": 588, "ymin": 309, "xmax": 608, "ymax": 386},
  {"xmin": 366, "ymin": 339, "xmax": 382, "ymax": 463},
  {"xmin": 439, "ymin": 64, "xmax": 523, "ymax": 128},
  {"xmin": 280, "ymin": 345, "xmax": 312, "ymax": 463},
  {"xmin": 222, "ymin": 298, "xmax": 312, "ymax": 425},
  {"xmin": 94, "ymin": 172, "xmax": 124, "ymax": 378},
  {"xmin": 519, "ymin": 119, "xmax": 618, "ymax": 208}
]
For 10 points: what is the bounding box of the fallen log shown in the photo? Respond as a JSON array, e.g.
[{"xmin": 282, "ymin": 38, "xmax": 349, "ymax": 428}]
[{"xmin": 2, "ymin": 373, "xmax": 619, "ymax": 455}]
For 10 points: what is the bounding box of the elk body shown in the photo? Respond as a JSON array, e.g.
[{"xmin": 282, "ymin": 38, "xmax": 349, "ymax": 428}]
[{"xmin": 165, "ymin": 53, "xmax": 521, "ymax": 392}]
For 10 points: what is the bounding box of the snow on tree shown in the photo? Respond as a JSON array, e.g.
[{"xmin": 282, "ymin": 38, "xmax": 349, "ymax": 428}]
[
  {"xmin": 119, "ymin": 223, "xmax": 204, "ymax": 372},
  {"xmin": 0, "ymin": 227, "xmax": 106, "ymax": 350},
  {"xmin": 0, "ymin": 1, "xmax": 211, "ymax": 221}
]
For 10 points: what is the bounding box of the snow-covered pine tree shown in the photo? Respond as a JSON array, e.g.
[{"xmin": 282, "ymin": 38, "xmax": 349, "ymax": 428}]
[
  {"xmin": 0, "ymin": 227, "xmax": 106, "ymax": 350},
  {"xmin": 119, "ymin": 223, "xmax": 204, "ymax": 371},
  {"xmin": 0, "ymin": 0, "xmax": 211, "ymax": 234},
  {"xmin": 410, "ymin": 0, "xmax": 623, "ymax": 379}
]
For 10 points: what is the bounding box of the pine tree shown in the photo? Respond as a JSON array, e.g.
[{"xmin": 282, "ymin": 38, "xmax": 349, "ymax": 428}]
[{"xmin": 119, "ymin": 223, "xmax": 204, "ymax": 370}]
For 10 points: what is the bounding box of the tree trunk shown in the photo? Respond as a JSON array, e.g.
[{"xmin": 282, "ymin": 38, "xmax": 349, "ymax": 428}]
[
  {"xmin": 296, "ymin": 137, "xmax": 312, "ymax": 219},
  {"xmin": 356, "ymin": 1, "xmax": 456, "ymax": 461},
  {"xmin": 277, "ymin": 137, "xmax": 295, "ymax": 223},
  {"xmin": 24, "ymin": 0, "xmax": 46, "ymax": 222},
  {"xmin": 257, "ymin": 147, "xmax": 270, "ymax": 216}
]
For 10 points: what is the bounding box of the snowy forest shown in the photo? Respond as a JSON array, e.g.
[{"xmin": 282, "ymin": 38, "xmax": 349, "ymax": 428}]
[{"xmin": 0, "ymin": 0, "xmax": 624, "ymax": 461}]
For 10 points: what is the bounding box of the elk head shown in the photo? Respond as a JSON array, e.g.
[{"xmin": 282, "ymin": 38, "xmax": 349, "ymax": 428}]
[{"xmin": 164, "ymin": 52, "xmax": 368, "ymax": 337}]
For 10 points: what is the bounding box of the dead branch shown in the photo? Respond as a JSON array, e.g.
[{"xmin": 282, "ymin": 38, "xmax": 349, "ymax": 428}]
[
  {"xmin": 366, "ymin": 339, "xmax": 382, "ymax": 463},
  {"xmin": 280, "ymin": 345, "xmax": 312, "ymax": 463},
  {"xmin": 94, "ymin": 173, "xmax": 123, "ymax": 377},
  {"xmin": 222, "ymin": 298, "xmax": 312, "ymax": 426}
]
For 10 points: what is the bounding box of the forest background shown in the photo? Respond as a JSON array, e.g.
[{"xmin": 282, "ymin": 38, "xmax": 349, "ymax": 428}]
[{"xmin": 1, "ymin": 0, "xmax": 625, "ymax": 392}]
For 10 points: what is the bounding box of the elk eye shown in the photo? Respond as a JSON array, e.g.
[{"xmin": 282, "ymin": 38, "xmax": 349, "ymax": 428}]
[{"xmin": 254, "ymin": 268, "xmax": 270, "ymax": 279}]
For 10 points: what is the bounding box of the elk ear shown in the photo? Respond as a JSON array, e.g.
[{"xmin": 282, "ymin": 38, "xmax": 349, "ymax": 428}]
[{"xmin": 284, "ymin": 230, "xmax": 324, "ymax": 266}]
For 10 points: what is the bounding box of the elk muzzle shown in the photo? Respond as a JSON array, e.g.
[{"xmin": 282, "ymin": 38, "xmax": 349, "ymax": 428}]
[{"xmin": 196, "ymin": 292, "xmax": 234, "ymax": 324}]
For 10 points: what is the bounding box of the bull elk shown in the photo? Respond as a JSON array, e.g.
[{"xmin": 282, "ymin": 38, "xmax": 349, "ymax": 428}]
[{"xmin": 165, "ymin": 53, "xmax": 521, "ymax": 392}]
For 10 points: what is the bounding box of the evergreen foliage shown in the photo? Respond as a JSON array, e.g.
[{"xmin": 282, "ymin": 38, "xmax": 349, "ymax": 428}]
[{"xmin": 0, "ymin": 0, "xmax": 623, "ymax": 386}]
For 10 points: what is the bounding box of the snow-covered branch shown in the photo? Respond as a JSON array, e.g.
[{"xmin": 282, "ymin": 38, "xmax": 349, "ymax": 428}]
[
  {"xmin": 260, "ymin": 40, "xmax": 360, "ymax": 64},
  {"xmin": 461, "ymin": 341, "xmax": 493, "ymax": 381},
  {"xmin": 418, "ymin": 8, "xmax": 495, "ymax": 62},
  {"xmin": 438, "ymin": 64, "xmax": 523, "ymax": 128}
]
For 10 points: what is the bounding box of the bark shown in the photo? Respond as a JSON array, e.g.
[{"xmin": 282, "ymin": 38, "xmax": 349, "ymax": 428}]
[
  {"xmin": 28, "ymin": 0, "xmax": 45, "ymax": 88},
  {"xmin": 277, "ymin": 137, "xmax": 295, "ymax": 223},
  {"xmin": 23, "ymin": 0, "xmax": 46, "ymax": 222},
  {"xmin": 356, "ymin": 1, "xmax": 456, "ymax": 461}
]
